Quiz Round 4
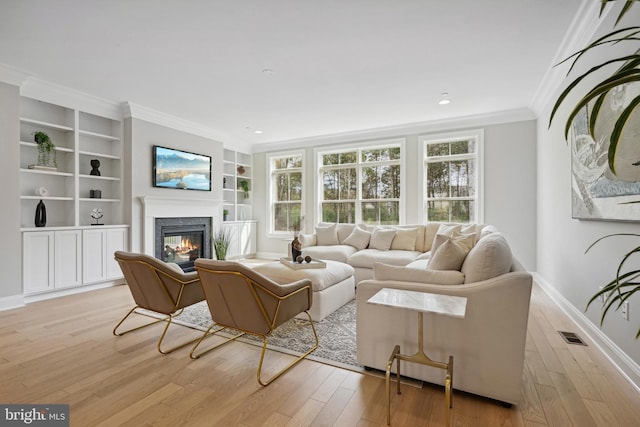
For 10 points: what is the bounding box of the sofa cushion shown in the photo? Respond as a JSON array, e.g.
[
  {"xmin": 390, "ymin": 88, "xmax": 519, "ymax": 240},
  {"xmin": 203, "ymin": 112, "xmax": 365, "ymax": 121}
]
[
  {"xmin": 390, "ymin": 228, "xmax": 418, "ymax": 251},
  {"xmin": 301, "ymin": 245, "xmax": 357, "ymax": 263},
  {"xmin": 461, "ymin": 232, "xmax": 512, "ymax": 283},
  {"xmin": 348, "ymin": 248, "xmax": 421, "ymax": 268},
  {"xmin": 373, "ymin": 263, "xmax": 465, "ymax": 285},
  {"xmin": 428, "ymin": 235, "xmax": 472, "ymax": 271},
  {"xmin": 369, "ymin": 228, "xmax": 396, "ymax": 250},
  {"xmin": 299, "ymin": 233, "xmax": 316, "ymax": 247},
  {"xmin": 342, "ymin": 226, "xmax": 371, "ymax": 250},
  {"xmin": 315, "ymin": 224, "xmax": 339, "ymax": 246}
]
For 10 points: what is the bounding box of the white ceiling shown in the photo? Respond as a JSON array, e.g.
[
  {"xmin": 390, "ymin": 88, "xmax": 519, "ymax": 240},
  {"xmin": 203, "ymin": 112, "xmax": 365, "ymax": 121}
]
[{"xmin": 0, "ymin": 0, "xmax": 584, "ymax": 147}]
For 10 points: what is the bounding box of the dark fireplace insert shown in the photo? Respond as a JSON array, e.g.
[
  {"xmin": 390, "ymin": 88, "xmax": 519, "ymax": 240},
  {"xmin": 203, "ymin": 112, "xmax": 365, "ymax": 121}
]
[{"xmin": 155, "ymin": 217, "xmax": 211, "ymax": 272}]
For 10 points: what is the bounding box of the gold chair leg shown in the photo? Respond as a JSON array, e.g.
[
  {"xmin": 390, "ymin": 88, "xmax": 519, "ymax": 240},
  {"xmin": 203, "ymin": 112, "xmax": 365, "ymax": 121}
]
[
  {"xmin": 189, "ymin": 324, "xmax": 246, "ymax": 359},
  {"xmin": 257, "ymin": 311, "xmax": 319, "ymax": 386},
  {"xmin": 113, "ymin": 306, "xmax": 166, "ymax": 336}
]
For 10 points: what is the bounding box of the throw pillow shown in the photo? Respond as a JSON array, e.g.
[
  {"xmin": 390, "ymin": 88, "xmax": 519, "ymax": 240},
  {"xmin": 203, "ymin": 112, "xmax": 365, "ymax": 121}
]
[
  {"xmin": 315, "ymin": 224, "xmax": 339, "ymax": 246},
  {"xmin": 342, "ymin": 226, "xmax": 371, "ymax": 250},
  {"xmin": 369, "ymin": 228, "xmax": 397, "ymax": 250},
  {"xmin": 373, "ymin": 263, "xmax": 465, "ymax": 285},
  {"xmin": 427, "ymin": 236, "xmax": 472, "ymax": 271},
  {"xmin": 390, "ymin": 228, "xmax": 417, "ymax": 251},
  {"xmin": 298, "ymin": 233, "xmax": 316, "ymax": 248},
  {"xmin": 430, "ymin": 223, "xmax": 462, "ymax": 252},
  {"xmin": 461, "ymin": 232, "xmax": 512, "ymax": 283}
]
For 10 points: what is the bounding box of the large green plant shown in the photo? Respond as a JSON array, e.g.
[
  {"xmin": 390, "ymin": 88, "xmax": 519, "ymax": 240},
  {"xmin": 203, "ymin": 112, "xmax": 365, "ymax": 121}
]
[
  {"xmin": 551, "ymin": 1, "xmax": 640, "ymax": 338},
  {"xmin": 549, "ymin": 0, "xmax": 640, "ymax": 175}
]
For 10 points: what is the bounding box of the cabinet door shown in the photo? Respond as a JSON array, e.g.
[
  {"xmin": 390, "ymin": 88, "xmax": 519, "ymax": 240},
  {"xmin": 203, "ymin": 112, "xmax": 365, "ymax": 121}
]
[
  {"xmin": 106, "ymin": 228, "xmax": 128, "ymax": 280},
  {"xmin": 239, "ymin": 221, "xmax": 256, "ymax": 256},
  {"xmin": 54, "ymin": 230, "xmax": 82, "ymax": 289},
  {"xmin": 83, "ymin": 229, "xmax": 106, "ymax": 284},
  {"xmin": 23, "ymin": 231, "xmax": 54, "ymax": 294}
]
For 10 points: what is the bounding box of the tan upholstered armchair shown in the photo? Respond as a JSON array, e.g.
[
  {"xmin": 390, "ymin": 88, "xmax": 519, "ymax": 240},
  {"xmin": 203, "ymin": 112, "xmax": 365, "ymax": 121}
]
[
  {"xmin": 113, "ymin": 251, "xmax": 206, "ymax": 354},
  {"xmin": 191, "ymin": 259, "xmax": 318, "ymax": 386}
]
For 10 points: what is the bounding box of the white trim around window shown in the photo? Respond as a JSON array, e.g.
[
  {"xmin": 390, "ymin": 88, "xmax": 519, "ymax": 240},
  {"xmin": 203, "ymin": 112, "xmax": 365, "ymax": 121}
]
[{"xmin": 266, "ymin": 150, "xmax": 305, "ymax": 239}]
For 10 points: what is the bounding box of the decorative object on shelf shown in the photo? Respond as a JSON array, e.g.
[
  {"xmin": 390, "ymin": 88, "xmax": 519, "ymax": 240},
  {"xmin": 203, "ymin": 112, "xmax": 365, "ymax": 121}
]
[
  {"xmin": 90, "ymin": 159, "xmax": 101, "ymax": 176},
  {"xmin": 34, "ymin": 200, "xmax": 46, "ymax": 227},
  {"xmin": 223, "ymin": 209, "xmax": 229, "ymax": 221},
  {"xmin": 212, "ymin": 228, "xmax": 231, "ymax": 260},
  {"xmin": 223, "ymin": 177, "xmax": 227, "ymax": 188},
  {"xmin": 32, "ymin": 131, "xmax": 57, "ymax": 169},
  {"xmin": 237, "ymin": 165, "xmax": 245, "ymax": 175},
  {"xmin": 90, "ymin": 208, "xmax": 104, "ymax": 226},
  {"xmin": 291, "ymin": 235, "xmax": 302, "ymax": 262},
  {"xmin": 240, "ymin": 180, "xmax": 250, "ymax": 198},
  {"xmin": 89, "ymin": 189, "xmax": 102, "ymax": 198},
  {"xmin": 36, "ymin": 186, "xmax": 49, "ymax": 197}
]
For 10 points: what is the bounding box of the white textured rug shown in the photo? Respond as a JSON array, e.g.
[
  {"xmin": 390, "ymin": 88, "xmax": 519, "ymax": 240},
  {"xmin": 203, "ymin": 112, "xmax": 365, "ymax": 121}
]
[{"xmin": 171, "ymin": 299, "xmax": 363, "ymax": 372}]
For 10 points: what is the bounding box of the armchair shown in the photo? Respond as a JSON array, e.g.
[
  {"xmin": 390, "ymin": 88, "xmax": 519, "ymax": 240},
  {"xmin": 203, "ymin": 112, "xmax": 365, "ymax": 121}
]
[
  {"xmin": 191, "ymin": 259, "xmax": 318, "ymax": 386},
  {"xmin": 113, "ymin": 251, "xmax": 206, "ymax": 354}
]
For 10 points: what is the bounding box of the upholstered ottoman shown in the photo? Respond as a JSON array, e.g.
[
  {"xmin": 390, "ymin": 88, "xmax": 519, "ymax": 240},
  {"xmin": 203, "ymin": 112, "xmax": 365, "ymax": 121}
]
[{"xmin": 254, "ymin": 260, "xmax": 355, "ymax": 321}]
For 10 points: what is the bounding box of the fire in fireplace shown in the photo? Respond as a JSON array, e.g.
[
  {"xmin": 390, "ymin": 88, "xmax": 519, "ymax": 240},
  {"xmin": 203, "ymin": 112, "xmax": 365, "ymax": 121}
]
[{"xmin": 155, "ymin": 217, "xmax": 211, "ymax": 272}]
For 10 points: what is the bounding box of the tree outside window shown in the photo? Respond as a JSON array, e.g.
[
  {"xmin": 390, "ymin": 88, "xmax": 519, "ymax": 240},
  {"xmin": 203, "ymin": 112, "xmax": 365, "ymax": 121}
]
[
  {"xmin": 423, "ymin": 134, "xmax": 480, "ymax": 223},
  {"xmin": 319, "ymin": 143, "xmax": 401, "ymax": 225},
  {"xmin": 270, "ymin": 154, "xmax": 303, "ymax": 233}
]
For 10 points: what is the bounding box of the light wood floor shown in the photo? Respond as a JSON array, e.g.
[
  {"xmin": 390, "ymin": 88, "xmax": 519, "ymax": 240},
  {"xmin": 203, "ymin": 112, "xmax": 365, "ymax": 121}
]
[{"xmin": 1, "ymin": 283, "xmax": 639, "ymax": 426}]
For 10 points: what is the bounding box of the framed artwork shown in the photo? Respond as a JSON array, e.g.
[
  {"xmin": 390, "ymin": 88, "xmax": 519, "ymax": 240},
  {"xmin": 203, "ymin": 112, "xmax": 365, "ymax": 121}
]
[{"xmin": 570, "ymin": 83, "xmax": 640, "ymax": 221}]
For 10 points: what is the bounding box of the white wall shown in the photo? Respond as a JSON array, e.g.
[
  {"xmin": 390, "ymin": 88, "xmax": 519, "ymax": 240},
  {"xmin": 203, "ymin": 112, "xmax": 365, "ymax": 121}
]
[
  {"xmin": 0, "ymin": 82, "xmax": 22, "ymax": 300},
  {"xmin": 252, "ymin": 117, "xmax": 537, "ymax": 270},
  {"xmin": 126, "ymin": 118, "xmax": 225, "ymax": 253},
  {"xmin": 536, "ymin": 5, "xmax": 640, "ymax": 369}
]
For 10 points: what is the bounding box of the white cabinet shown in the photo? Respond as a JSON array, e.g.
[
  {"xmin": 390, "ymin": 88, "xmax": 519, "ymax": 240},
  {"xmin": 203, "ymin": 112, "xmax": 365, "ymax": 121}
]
[
  {"xmin": 222, "ymin": 221, "xmax": 257, "ymax": 259},
  {"xmin": 83, "ymin": 227, "xmax": 128, "ymax": 284},
  {"xmin": 22, "ymin": 226, "xmax": 128, "ymax": 295},
  {"xmin": 23, "ymin": 231, "xmax": 55, "ymax": 294},
  {"xmin": 54, "ymin": 229, "xmax": 82, "ymax": 289}
]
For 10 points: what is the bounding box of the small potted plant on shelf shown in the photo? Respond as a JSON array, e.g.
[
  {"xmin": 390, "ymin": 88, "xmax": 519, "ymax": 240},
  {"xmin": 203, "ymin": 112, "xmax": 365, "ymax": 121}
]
[
  {"xmin": 239, "ymin": 180, "xmax": 250, "ymax": 199},
  {"xmin": 32, "ymin": 131, "xmax": 56, "ymax": 169},
  {"xmin": 212, "ymin": 228, "xmax": 231, "ymax": 260},
  {"xmin": 223, "ymin": 209, "xmax": 229, "ymax": 221}
]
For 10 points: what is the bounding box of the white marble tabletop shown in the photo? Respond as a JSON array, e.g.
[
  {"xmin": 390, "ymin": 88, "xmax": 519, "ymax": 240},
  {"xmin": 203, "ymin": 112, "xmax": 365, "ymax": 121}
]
[{"xmin": 367, "ymin": 288, "xmax": 467, "ymax": 318}]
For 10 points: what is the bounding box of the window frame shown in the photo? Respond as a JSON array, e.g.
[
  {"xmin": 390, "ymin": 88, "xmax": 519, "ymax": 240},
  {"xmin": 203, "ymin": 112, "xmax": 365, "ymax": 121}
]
[
  {"xmin": 419, "ymin": 129, "xmax": 484, "ymax": 224},
  {"xmin": 267, "ymin": 150, "xmax": 305, "ymax": 238},
  {"xmin": 314, "ymin": 138, "xmax": 405, "ymax": 225}
]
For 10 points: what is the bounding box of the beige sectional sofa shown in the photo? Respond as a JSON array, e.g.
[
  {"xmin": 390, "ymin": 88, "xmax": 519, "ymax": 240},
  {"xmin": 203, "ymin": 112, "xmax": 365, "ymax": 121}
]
[{"xmin": 299, "ymin": 221, "xmax": 533, "ymax": 405}]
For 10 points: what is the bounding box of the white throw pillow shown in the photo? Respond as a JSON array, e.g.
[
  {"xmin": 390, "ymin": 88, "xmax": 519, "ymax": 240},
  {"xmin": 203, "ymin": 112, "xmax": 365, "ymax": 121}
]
[
  {"xmin": 298, "ymin": 233, "xmax": 316, "ymax": 248},
  {"xmin": 369, "ymin": 228, "xmax": 397, "ymax": 250},
  {"xmin": 373, "ymin": 263, "xmax": 465, "ymax": 285},
  {"xmin": 390, "ymin": 228, "xmax": 418, "ymax": 251},
  {"xmin": 427, "ymin": 236, "xmax": 472, "ymax": 271},
  {"xmin": 342, "ymin": 226, "xmax": 371, "ymax": 250},
  {"xmin": 461, "ymin": 232, "xmax": 512, "ymax": 283},
  {"xmin": 430, "ymin": 223, "xmax": 461, "ymax": 252},
  {"xmin": 315, "ymin": 224, "xmax": 339, "ymax": 246}
]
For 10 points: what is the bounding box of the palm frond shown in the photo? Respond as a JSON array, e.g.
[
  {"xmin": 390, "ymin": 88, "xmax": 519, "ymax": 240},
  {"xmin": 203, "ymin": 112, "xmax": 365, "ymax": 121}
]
[{"xmin": 609, "ymin": 93, "xmax": 640, "ymax": 173}]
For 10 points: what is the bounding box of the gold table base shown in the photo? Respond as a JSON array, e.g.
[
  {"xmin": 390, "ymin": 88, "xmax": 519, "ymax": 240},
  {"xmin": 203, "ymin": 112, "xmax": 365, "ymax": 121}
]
[{"xmin": 385, "ymin": 311, "xmax": 454, "ymax": 426}]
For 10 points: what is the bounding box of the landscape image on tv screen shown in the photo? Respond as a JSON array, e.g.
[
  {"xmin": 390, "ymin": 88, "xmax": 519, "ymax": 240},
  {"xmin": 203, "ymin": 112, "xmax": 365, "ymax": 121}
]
[{"xmin": 153, "ymin": 145, "xmax": 211, "ymax": 191}]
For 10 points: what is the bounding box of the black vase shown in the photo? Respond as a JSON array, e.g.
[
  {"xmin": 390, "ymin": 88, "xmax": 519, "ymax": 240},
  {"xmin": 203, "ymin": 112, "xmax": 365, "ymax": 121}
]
[
  {"xmin": 35, "ymin": 200, "xmax": 46, "ymax": 227},
  {"xmin": 291, "ymin": 235, "xmax": 302, "ymax": 261}
]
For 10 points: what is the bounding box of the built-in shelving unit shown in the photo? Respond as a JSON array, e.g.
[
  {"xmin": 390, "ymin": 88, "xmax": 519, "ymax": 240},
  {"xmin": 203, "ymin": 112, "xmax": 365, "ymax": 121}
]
[
  {"xmin": 223, "ymin": 148, "xmax": 252, "ymax": 221},
  {"xmin": 19, "ymin": 97, "xmax": 124, "ymax": 229}
]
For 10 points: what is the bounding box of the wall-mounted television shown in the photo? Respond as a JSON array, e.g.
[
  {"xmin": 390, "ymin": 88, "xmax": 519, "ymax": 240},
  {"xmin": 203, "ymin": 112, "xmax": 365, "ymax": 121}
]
[{"xmin": 152, "ymin": 145, "xmax": 212, "ymax": 191}]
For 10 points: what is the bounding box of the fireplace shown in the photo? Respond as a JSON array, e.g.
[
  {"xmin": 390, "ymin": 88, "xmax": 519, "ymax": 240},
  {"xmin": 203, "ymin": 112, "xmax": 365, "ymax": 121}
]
[{"xmin": 155, "ymin": 217, "xmax": 211, "ymax": 272}]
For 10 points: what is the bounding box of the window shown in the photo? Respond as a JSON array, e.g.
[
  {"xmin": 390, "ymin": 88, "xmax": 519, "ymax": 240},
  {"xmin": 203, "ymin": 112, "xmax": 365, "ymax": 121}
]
[
  {"xmin": 318, "ymin": 141, "xmax": 402, "ymax": 225},
  {"xmin": 421, "ymin": 130, "xmax": 483, "ymax": 223},
  {"xmin": 269, "ymin": 152, "xmax": 303, "ymax": 233}
]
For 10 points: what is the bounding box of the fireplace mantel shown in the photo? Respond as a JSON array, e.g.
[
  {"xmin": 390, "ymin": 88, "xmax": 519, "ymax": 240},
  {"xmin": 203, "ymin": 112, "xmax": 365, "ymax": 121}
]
[{"xmin": 140, "ymin": 196, "xmax": 222, "ymax": 256}]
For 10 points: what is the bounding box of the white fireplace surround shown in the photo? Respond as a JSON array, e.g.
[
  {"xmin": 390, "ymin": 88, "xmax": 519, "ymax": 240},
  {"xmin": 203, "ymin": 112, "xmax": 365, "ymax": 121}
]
[{"xmin": 141, "ymin": 196, "xmax": 222, "ymax": 256}]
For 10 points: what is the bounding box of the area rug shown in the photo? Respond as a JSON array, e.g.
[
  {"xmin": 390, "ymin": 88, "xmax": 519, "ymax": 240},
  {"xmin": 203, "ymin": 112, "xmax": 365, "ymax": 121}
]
[{"xmin": 170, "ymin": 299, "xmax": 364, "ymax": 372}]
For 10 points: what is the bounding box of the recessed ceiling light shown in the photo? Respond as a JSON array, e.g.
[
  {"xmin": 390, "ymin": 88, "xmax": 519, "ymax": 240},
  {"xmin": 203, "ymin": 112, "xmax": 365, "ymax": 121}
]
[
  {"xmin": 439, "ymin": 92, "xmax": 451, "ymax": 105},
  {"xmin": 262, "ymin": 68, "xmax": 274, "ymax": 76},
  {"xmin": 253, "ymin": 130, "xmax": 263, "ymax": 134}
]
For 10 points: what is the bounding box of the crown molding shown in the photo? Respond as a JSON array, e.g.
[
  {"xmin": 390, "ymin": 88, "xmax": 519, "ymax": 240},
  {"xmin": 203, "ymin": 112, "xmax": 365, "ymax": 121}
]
[
  {"xmin": 251, "ymin": 108, "xmax": 535, "ymax": 153},
  {"xmin": 0, "ymin": 63, "xmax": 32, "ymax": 87},
  {"xmin": 125, "ymin": 102, "xmax": 229, "ymax": 143},
  {"xmin": 529, "ymin": 0, "xmax": 613, "ymax": 116},
  {"xmin": 19, "ymin": 77, "xmax": 124, "ymax": 119}
]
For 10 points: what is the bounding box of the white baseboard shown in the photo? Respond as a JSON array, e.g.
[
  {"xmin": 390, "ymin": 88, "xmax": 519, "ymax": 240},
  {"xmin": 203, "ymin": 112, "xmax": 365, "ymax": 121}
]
[
  {"xmin": 23, "ymin": 279, "xmax": 125, "ymax": 304},
  {"xmin": 0, "ymin": 294, "xmax": 25, "ymax": 311},
  {"xmin": 534, "ymin": 273, "xmax": 640, "ymax": 393}
]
